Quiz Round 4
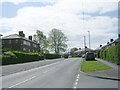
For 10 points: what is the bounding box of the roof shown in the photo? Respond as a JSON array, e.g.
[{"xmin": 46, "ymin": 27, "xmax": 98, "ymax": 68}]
[
  {"xmin": 2, "ymin": 34, "xmax": 39, "ymax": 44},
  {"xmin": 74, "ymin": 48, "xmax": 93, "ymax": 53},
  {"xmin": 95, "ymin": 38, "xmax": 120, "ymax": 51},
  {"xmin": 2, "ymin": 34, "xmax": 21, "ymax": 39}
]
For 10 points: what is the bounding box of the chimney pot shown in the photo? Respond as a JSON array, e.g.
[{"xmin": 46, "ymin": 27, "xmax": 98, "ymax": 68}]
[
  {"xmin": 19, "ymin": 31, "xmax": 25, "ymax": 37},
  {"xmin": 110, "ymin": 39, "xmax": 114, "ymax": 42},
  {"xmin": 28, "ymin": 36, "xmax": 32, "ymax": 40}
]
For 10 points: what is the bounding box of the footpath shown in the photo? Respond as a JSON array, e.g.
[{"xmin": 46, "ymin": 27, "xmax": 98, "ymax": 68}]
[{"xmin": 86, "ymin": 58, "xmax": 120, "ymax": 81}]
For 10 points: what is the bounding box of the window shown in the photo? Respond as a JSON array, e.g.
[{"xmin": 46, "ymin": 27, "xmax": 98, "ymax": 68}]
[
  {"xmin": 2, "ymin": 40, "xmax": 4, "ymax": 44},
  {"xmin": 23, "ymin": 40, "xmax": 30, "ymax": 46},
  {"xmin": 16, "ymin": 39, "xmax": 18, "ymax": 43},
  {"xmin": 23, "ymin": 48, "xmax": 26, "ymax": 51},
  {"xmin": 9, "ymin": 40, "xmax": 11, "ymax": 44},
  {"xmin": 33, "ymin": 44, "xmax": 37, "ymax": 47}
]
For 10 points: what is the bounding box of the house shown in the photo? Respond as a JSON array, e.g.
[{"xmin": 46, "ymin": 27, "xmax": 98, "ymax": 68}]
[
  {"xmin": 2, "ymin": 31, "xmax": 40, "ymax": 52},
  {"xmin": 74, "ymin": 48, "xmax": 94, "ymax": 56}
]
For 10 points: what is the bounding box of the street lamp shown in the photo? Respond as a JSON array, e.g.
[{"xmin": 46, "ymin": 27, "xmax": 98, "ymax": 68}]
[
  {"xmin": 0, "ymin": 34, "xmax": 3, "ymax": 37},
  {"xmin": 88, "ymin": 31, "xmax": 90, "ymax": 52},
  {"xmin": 0, "ymin": 34, "xmax": 3, "ymax": 54}
]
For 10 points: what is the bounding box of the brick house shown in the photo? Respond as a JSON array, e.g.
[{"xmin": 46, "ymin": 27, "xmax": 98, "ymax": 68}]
[{"xmin": 2, "ymin": 31, "xmax": 40, "ymax": 52}]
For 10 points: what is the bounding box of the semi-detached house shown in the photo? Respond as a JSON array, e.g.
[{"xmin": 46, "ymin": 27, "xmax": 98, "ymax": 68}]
[{"xmin": 2, "ymin": 31, "xmax": 40, "ymax": 52}]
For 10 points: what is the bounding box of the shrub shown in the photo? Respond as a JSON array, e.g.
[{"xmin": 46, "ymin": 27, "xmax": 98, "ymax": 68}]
[
  {"xmin": 2, "ymin": 54, "xmax": 17, "ymax": 65},
  {"xmin": 45, "ymin": 54, "xmax": 61, "ymax": 59},
  {"xmin": 2, "ymin": 51, "xmax": 44, "ymax": 65},
  {"xmin": 98, "ymin": 40, "xmax": 120, "ymax": 65}
]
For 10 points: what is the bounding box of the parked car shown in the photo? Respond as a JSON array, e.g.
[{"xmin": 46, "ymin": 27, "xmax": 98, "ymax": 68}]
[
  {"xmin": 85, "ymin": 52, "xmax": 95, "ymax": 61},
  {"xmin": 63, "ymin": 53, "xmax": 69, "ymax": 58},
  {"xmin": 82, "ymin": 54, "xmax": 86, "ymax": 58}
]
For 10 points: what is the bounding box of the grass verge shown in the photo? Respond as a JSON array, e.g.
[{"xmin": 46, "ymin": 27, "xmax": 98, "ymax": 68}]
[{"xmin": 80, "ymin": 59, "xmax": 112, "ymax": 72}]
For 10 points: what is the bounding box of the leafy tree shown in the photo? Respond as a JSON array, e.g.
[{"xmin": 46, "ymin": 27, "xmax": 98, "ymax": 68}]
[
  {"xmin": 48, "ymin": 28, "xmax": 68, "ymax": 54},
  {"xmin": 70, "ymin": 48, "xmax": 78, "ymax": 55},
  {"xmin": 33, "ymin": 30, "xmax": 48, "ymax": 53}
]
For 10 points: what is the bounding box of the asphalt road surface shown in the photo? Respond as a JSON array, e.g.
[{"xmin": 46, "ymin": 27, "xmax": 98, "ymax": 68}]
[{"xmin": 2, "ymin": 58, "xmax": 119, "ymax": 89}]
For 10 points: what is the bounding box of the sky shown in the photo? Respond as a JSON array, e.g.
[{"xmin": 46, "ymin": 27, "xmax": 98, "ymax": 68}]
[{"xmin": 0, "ymin": 0, "xmax": 119, "ymax": 50}]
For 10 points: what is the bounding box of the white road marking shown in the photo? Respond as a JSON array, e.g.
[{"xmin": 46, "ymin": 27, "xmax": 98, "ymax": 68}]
[
  {"xmin": 74, "ymin": 86, "xmax": 76, "ymax": 88},
  {"xmin": 6, "ymin": 67, "xmax": 55, "ymax": 89},
  {"xmin": 43, "ymin": 68, "xmax": 54, "ymax": 73},
  {"xmin": 73, "ymin": 74, "xmax": 80, "ymax": 88},
  {"xmin": 75, "ymin": 82, "xmax": 78, "ymax": 85},
  {"xmin": 8, "ymin": 76, "xmax": 36, "ymax": 88},
  {"xmin": 2, "ymin": 60, "xmax": 68, "ymax": 78},
  {"xmin": 77, "ymin": 74, "xmax": 79, "ymax": 78},
  {"xmin": 76, "ymin": 78, "xmax": 79, "ymax": 82}
]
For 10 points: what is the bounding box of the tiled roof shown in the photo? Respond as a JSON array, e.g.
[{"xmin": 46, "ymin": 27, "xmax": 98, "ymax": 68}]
[
  {"xmin": 2, "ymin": 34, "xmax": 39, "ymax": 44},
  {"xmin": 2, "ymin": 34, "xmax": 21, "ymax": 39}
]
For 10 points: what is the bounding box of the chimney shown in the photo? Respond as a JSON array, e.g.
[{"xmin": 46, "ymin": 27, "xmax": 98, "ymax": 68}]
[
  {"xmin": 19, "ymin": 31, "xmax": 25, "ymax": 37},
  {"xmin": 110, "ymin": 39, "xmax": 114, "ymax": 42},
  {"xmin": 100, "ymin": 45, "xmax": 102, "ymax": 47},
  {"xmin": 28, "ymin": 36, "xmax": 32, "ymax": 41}
]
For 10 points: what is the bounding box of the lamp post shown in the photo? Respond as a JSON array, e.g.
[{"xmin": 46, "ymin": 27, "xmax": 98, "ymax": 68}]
[
  {"xmin": 0, "ymin": 34, "xmax": 3, "ymax": 54},
  {"xmin": 83, "ymin": 36, "xmax": 86, "ymax": 54},
  {"xmin": 88, "ymin": 31, "xmax": 90, "ymax": 52}
]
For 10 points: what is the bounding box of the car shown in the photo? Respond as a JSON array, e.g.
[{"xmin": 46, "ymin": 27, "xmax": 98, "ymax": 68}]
[
  {"xmin": 85, "ymin": 52, "xmax": 95, "ymax": 61},
  {"xmin": 63, "ymin": 53, "xmax": 69, "ymax": 58},
  {"xmin": 82, "ymin": 54, "xmax": 86, "ymax": 58}
]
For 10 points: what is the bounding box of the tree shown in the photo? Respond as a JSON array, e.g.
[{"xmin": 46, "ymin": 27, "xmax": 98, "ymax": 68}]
[
  {"xmin": 33, "ymin": 30, "xmax": 48, "ymax": 53},
  {"xmin": 70, "ymin": 48, "xmax": 78, "ymax": 55},
  {"xmin": 48, "ymin": 28, "xmax": 68, "ymax": 54}
]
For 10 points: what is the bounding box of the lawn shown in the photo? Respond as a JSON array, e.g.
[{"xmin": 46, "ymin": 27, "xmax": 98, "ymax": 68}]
[{"xmin": 80, "ymin": 59, "xmax": 112, "ymax": 72}]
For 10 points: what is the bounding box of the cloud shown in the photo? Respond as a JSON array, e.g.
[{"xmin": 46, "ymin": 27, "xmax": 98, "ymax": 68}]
[
  {"xmin": 0, "ymin": 0, "xmax": 58, "ymax": 5},
  {"xmin": 0, "ymin": 0, "xmax": 27, "ymax": 5},
  {"xmin": 0, "ymin": 0, "xmax": 118, "ymax": 49}
]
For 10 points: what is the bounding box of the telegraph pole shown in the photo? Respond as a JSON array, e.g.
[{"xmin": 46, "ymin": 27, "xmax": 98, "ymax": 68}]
[
  {"xmin": 84, "ymin": 36, "xmax": 86, "ymax": 54},
  {"xmin": 88, "ymin": 31, "xmax": 90, "ymax": 52}
]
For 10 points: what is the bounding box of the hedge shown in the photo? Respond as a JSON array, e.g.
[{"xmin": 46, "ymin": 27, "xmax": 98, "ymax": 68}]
[
  {"xmin": 44, "ymin": 54, "xmax": 61, "ymax": 59},
  {"xmin": 2, "ymin": 51, "xmax": 44, "ymax": 65},
  {"xmin": 98, "ymin": 41, "xmax": 120, "ymax": 65},
  {"xmin": 1, "ymin": 51, "xmax": 62, "ymax": 65}
]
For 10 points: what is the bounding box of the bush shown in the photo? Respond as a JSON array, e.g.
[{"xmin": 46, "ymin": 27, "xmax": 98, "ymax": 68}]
[
  {"xmin": 2, "ymin": 51, "xmax": 44, "ymax": 65},
  {"xmin": 45, "ymin": 54, "xmax": 61, "ymax": 59},
  {"xmin": 98, "ymin": 41, "xmax": 120, "ymax": 65},
  {"xmin": 2, "ymin": 54, "xmax": 18, "ymax": 65},
  {"xmin": 4, "ymin": 51, "xmax": 17, "ymax": 58}
]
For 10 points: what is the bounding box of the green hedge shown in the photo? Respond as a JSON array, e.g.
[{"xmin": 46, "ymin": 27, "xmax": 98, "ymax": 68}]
[
  {"xmin": 98, "ymin": 41, "xmax": 120, "ymax": 65},
  {"xmin": 2, "ymin": 51, "xmax": 44, "ymax": 65},
  {"xmin": 44, "ymin": 54, "xmax": 61, "ymax": 59},
  {"xmin": 1, "ymin": 51, "xmax": 62, "ymax": 65}
]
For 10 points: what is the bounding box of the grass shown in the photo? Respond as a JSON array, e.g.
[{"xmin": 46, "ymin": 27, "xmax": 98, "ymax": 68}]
[{"xmin": 80, "ymin": 59, "xmax": 112, "ymax": 72}]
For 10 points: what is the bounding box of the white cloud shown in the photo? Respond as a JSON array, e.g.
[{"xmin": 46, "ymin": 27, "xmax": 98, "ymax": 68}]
[
  {"xmin": 0, "ymin": 0, "xmax": 118, "ymax": 49},
  {"xmin": 0, "ymin": 0, "xmax": 27, "ymax": 5},
  {"xmin": 0, "ymin": 0, "xmax": 58, "ymax": 5}
]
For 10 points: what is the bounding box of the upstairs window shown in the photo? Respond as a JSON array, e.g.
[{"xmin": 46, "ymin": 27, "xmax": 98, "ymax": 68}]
[
  {"xmin": 9, "ymin": 40, "xmax": 11, "ymax": 44},
  {"xmin": 23, "ymin": 40, "xmax": 30, "ymax": 46}
]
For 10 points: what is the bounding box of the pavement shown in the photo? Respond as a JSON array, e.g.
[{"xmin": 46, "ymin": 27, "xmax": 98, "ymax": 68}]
[
  {"xmin": 85, "ymin": 58, "xmax": 120, "ymax": 81},
  {"xmin": 2, "ymin": 58, "xmax": 118, "ymax": 89}
]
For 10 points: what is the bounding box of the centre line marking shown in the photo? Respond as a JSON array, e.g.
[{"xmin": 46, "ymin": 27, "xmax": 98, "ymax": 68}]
[
  {"xmin": 75, "ymin": 82, "xmax": 78, "ymax": 85},
  {"xmin": 74, "ymin": 86, "xmax": 76, "ymax": 89},
  {"xmin": 76, "ymin": 78, "xmax": 79, "ymax": 82}
]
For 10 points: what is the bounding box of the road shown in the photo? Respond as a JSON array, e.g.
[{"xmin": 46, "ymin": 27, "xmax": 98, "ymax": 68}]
[
  {"xmin": 2, "ymin": 59, "xmax": 64, "ymax": 76},
  {"xmin": 2, "ymin": 58, "xmax": 119, "ymax": 89}
]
